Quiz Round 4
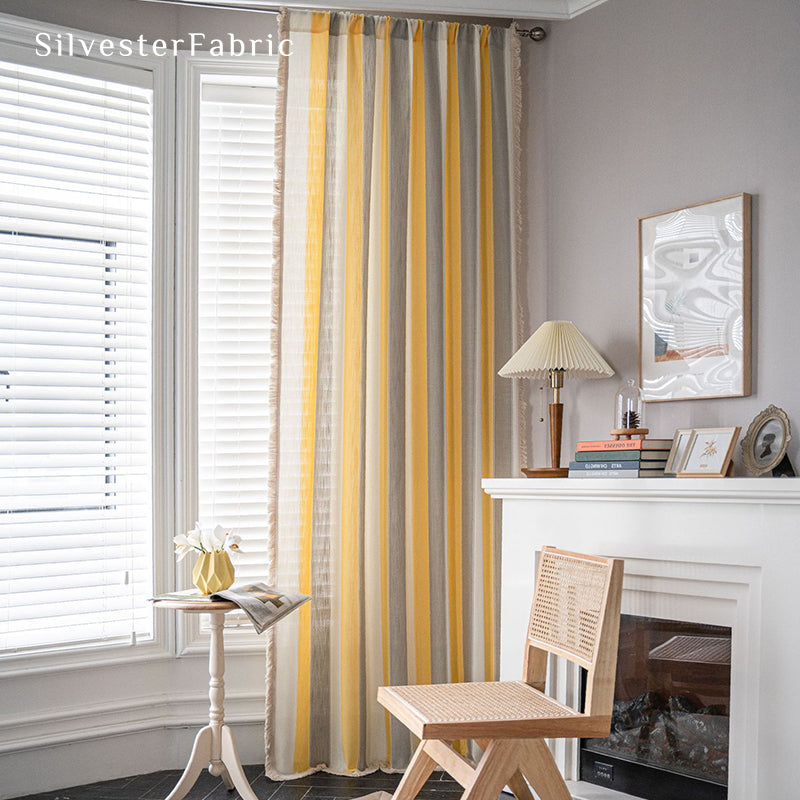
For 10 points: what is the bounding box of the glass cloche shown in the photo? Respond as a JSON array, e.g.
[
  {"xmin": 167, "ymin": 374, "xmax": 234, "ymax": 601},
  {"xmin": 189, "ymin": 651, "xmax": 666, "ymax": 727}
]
[{"xmin": 614, "ymin": 378, "xmax": 645, "ymax": 431}]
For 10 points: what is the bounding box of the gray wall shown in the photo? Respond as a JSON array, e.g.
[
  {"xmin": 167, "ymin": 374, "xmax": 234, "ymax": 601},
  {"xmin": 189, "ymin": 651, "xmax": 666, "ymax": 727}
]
[{"xmin": 521, "ymin": 0, "xmax": 800, "ymax": 472}]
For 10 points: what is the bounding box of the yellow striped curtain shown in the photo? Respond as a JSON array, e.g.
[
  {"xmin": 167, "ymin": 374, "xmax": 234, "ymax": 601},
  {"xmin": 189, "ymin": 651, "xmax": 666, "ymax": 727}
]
[{"xmin": 266, "ymin": 9, "xmax": 520, "ymax": 778}]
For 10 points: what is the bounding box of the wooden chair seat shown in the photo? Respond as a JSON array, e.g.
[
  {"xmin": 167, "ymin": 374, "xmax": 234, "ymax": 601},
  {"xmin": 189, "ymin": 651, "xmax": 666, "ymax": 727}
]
[
  {"xmin": 376, "ymin": 547, "xmax": 624, "ymax": 800},
  {"xmin": 378, "ymin": 680, "xmax": 610, "ymax": 740}
]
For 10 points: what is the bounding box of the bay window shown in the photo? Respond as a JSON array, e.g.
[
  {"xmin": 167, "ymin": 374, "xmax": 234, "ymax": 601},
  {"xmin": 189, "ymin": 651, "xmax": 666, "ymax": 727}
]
[
  {"xmin": 178, "ymin": 55, "xmax": 278, "ymax": 641},
  {"xmin": 0, "ymin": 53, "xmax": 158, "ymax": 655},
  {"xmin": 0, "ymin": 23, "xmax": 277, "ymax": 659}
]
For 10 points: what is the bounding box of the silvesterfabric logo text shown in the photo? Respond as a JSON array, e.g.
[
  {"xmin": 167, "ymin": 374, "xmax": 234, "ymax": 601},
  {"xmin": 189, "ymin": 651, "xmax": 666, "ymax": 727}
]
[{"xmin": 35, "ymin": 32, "xmax": 293, "ymax": 58}]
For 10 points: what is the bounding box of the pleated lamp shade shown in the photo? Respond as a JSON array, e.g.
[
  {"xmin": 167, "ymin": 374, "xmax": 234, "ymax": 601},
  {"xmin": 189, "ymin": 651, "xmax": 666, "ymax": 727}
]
[{"xmin": 499, "ymin": 321, "xmax": 614, "ymax": 379}]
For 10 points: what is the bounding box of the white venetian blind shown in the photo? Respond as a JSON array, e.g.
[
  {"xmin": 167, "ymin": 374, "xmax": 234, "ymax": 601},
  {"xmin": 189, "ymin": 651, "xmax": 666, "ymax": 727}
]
[
  {"xmin": 197, "ymin": 76, "xmax": 276, "ymax": 586},
  {"xmin": 0, "ymin": 59, "xmax": 154, "ymax": 654}
]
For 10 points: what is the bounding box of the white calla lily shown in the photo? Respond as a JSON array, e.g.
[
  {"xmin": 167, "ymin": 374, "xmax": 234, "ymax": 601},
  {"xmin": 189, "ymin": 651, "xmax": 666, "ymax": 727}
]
[
  {"xmin": 173, "ymin": 534, "xmax": 192, "ymax": 561},
  {"xmin": 174, "ymin": 545, "xmax": 191, "ymax": 562},
  {"xmin": 186, "ymin": 530, "xmax": 202, "ymax": 549},
  {"xmin": 173, "ymin": 522, "xmax": 239, "ymax": 562},
  {"xmin": 200, "ymin": 526, "xmax": 221, "ymax": 552}
]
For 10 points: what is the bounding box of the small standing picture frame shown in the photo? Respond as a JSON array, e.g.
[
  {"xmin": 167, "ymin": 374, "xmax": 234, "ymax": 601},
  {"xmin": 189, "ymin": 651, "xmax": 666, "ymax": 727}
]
[
  {"xmin": 677, "ymin": 426, "xmax": 741, "ymax": 477},
  {"xmin": 664, "ymin": 428, "xmax": 693, "ymax": 476}
]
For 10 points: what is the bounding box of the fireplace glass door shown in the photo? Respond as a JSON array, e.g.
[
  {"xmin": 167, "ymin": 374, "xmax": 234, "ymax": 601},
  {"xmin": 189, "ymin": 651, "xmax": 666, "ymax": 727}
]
[{"xmin": 581, "ymin": 614, "xmax": 730, "ymax": 800}]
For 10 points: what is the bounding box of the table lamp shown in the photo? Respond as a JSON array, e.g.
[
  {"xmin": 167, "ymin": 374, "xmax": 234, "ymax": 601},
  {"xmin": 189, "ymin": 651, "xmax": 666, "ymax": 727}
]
[{"xmin": 499, "ymin": 320, "xmax": 614, "ymax": 477}]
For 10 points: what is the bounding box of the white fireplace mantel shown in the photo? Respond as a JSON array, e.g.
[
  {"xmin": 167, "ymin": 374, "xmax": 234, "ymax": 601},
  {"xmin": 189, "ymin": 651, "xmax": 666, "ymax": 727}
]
[
  {"xmin": 483, "ymin": 477, "xmax": 800, "ymax": 800},
  {"xmin": 483, "ymin": 476, "xmax": 800, "ymax": 504}
]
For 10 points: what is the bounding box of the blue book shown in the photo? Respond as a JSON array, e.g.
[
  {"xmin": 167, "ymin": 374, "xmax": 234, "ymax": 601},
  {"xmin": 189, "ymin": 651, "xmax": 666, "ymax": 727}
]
[{"xmin": 568, "ymin": 460, "xmax": 666, "ymax": 471}]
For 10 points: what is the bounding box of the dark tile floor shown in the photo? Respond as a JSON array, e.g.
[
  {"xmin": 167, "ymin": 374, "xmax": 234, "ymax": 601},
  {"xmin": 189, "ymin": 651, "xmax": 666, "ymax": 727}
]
[{"xmin": 9, "ymin": 766, "xmax": 465, "ymax": 800}]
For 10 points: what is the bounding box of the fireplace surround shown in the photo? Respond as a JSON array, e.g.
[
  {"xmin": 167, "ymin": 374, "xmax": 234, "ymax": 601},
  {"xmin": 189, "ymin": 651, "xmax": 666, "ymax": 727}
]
[{"xmin": 482, "ymin": 477, "xmax": 800, "ymax": 800}]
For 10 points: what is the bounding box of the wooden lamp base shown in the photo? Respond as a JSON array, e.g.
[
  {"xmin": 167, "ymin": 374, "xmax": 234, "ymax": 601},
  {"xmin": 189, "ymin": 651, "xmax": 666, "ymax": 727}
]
[{"xmin": 522, "ymin": 398, "xmax": 569, "ymax": 478}]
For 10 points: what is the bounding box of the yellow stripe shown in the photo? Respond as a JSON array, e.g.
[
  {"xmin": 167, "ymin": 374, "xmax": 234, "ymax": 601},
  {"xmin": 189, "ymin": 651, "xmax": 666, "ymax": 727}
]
[
  {"xmin": 294, "ymin": 11, "xmax": 330, "ymax": 773},
  {"xmin": 409, "ymin": 20, "xmax": 431, "ymax": 687},
  {"xmin": 340, "ymin": 14, "xmax": 364, "ymax": 773},
  {"xmin": 478, "ymin": 25, "xmax": 496, "ymax": 682},
  {"xmin": 378, "ymin": 16, "xmax": 393, "ymax": 764},
  {"xmin": 444, "ymin": 22, "xmax": 464, "ymax": 687}
]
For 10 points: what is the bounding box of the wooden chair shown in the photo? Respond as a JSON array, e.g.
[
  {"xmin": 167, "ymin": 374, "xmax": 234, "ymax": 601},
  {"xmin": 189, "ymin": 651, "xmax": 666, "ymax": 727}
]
[{"xmin": 377, "ymin": 546, "xmax": 624, "ymax": 800}]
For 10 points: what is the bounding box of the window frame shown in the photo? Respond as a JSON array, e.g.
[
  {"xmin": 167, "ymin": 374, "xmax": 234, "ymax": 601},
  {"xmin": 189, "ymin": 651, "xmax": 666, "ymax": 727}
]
[
  {"xmin": 0, "ymin": 11, "xmax": 175, "ymax": 672},
  {"xmin": 175, "ymin": 51, "xmax": 278, "ymax": 655}
]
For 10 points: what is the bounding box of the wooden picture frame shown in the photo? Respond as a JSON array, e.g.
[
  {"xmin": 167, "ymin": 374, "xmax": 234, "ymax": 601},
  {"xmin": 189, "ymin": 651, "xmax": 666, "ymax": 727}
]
[
  {"xmin": 664, "ymin": 428, "xmax": 693, "ymax": 476},
  {"xmin": 740, "ymin": 405, "xmax": 792, "ymax": 476},
  {"xmin": 639, "ymin": 193, "xmax": 752, "ymax": 402},
  {"xmin": 677, "ymin": 426, "xmax": 741, "ymax": 477}
]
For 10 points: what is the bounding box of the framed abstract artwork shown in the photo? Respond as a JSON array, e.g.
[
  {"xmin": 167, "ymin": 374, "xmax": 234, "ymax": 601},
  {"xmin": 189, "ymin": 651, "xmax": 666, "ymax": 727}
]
[{"xmin": 639, "ymin": 193, "xmax": 752, "ymax": 402}]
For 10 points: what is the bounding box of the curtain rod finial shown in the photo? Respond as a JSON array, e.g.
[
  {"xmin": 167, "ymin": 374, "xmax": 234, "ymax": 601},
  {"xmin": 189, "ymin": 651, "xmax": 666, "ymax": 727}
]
[{"xmin": 516, "ymin": 25, "xmax": 546, "ymax": 41}]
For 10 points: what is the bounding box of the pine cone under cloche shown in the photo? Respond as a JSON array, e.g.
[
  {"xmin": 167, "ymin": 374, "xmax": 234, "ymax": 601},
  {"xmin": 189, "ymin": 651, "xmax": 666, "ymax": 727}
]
[{"xmin": 623, "ymin": 410, "xmax": 640, "ymax": 429}]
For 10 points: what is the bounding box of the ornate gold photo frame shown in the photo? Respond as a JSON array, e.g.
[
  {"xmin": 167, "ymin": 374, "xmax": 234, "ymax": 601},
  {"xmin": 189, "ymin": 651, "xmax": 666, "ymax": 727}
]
[{"xmin": 741, "ymin": 405, "xmax": 792, "ymax": 476}]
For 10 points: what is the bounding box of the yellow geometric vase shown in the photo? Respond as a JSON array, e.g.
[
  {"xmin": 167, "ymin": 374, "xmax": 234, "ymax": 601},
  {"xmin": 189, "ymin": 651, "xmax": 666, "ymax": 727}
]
[{"xmin": 192, "ymin": 551, "xmax": 235, "ymax": 595}]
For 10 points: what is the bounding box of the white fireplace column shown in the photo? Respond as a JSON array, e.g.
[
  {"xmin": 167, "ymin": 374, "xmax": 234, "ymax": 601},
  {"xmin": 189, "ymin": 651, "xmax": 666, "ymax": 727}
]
[{"xmin": 483, "ymin": 477, "xmax": 800, "ymax": 800}]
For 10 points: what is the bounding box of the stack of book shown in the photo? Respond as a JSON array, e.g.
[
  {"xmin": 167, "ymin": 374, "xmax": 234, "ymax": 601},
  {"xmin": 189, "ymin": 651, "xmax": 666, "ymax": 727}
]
[{"xmin": 568, "ymin": 438, "xmax": 674, "ymax": 478}]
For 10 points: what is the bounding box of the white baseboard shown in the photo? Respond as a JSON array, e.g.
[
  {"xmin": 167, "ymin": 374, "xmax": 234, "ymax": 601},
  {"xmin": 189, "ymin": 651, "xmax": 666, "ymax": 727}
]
[{"xmin": 0, "ymin": 692, "xmax": 266, "ymax": 800}]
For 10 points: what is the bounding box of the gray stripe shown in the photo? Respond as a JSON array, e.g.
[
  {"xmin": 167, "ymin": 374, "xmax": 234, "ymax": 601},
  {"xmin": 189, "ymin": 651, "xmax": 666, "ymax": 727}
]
[
  {"xmin": 456, "ymin": 23, "xmax": 479, "ymax": 684},
  {"xmin": 489, "ymin": 28, "xmax": 515, "ymax": 678},
  {"xmin": 387, "ymin": 17, "xmax": 412, "ymax": 769},
  {"xmin": 308, "ymin": 17, "xmax": 337, "ymax": 766},
  {"xmin": 489, "ymin": 27, "xmax": 514, "ymax": 479},
  {"xmin": 422, "ymin": 21, "xmax": 448, "ymax": 688}
]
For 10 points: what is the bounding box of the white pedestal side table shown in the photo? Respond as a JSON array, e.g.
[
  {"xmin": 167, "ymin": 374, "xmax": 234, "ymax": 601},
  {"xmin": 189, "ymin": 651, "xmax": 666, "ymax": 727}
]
[{"xmin": 153, "ymin": 598, "xmax": 259, "ymax": 800}]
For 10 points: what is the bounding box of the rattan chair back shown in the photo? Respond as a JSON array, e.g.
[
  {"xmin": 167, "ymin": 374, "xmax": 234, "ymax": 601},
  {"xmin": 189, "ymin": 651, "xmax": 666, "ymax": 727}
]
[{"xmin": 524, "ymin": 546, "xmax": 623, "ymax": 718}]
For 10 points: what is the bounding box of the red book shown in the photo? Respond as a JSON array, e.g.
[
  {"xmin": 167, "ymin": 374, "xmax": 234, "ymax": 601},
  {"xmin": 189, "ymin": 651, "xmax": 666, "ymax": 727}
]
[{"xmin": 576, "ymin": 439, "xmax": 673, "ymax": 452}]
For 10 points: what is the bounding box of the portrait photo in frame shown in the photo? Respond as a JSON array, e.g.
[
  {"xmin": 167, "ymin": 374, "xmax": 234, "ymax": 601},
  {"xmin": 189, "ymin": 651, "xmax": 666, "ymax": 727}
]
[
  {"xmin": 677, "ymin": 426, "xmax": 741, "ymax": 477},
  {"xmin": 639, "ymin": 193, "xmax": 751, "ymax": 402},
  {"xmin": 741, "ymin": 405, "xmax": 793, "ymax": 476}
]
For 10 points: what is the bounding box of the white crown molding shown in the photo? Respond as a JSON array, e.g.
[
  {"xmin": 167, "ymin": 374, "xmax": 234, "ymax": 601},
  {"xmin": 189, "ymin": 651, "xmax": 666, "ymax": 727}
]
[
  {"xmin": 565, "ymin": 0, "xmax": 610, "ymax": 18},
  {"xmin": 138, "ymin": 0, "xmax": 609, "ymax": 21}
]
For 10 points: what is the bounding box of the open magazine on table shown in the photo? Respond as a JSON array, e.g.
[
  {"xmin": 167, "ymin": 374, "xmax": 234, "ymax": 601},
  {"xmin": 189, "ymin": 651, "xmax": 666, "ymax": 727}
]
[{"xmin": 153, "ymin": 583, "xmax": 310, "ymax": 634}]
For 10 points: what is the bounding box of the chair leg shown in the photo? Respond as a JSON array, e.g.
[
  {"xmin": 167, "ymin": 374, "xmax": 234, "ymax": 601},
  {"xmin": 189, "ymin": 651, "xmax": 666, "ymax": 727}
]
[
  {"xmin": 506, "ymin": 770, "xmax": 535, "ymax": 800},
  {"xmin": 518, "ymin": 740, "xmax": 572, "ymax": 800},
  {"xmin": 460, "ymin": 740, "xmax": 520, "ymax": 800},
  {"xmin": 474, "ymin": 740, "xmax": 532, "ymax": 800},
  {"xmin": 392, "ymin": 740, "xmax": 438, "ymax": 800}
]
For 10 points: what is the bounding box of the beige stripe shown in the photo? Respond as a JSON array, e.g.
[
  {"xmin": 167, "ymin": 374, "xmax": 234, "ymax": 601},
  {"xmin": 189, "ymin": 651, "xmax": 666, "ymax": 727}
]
[
  {"xmin": 340, "ymin": 13, "xmax": 365, "ymax": 773},
  {"xmin": 377, "ymin": 15, "xmax": 393, "ymax": 765}
]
